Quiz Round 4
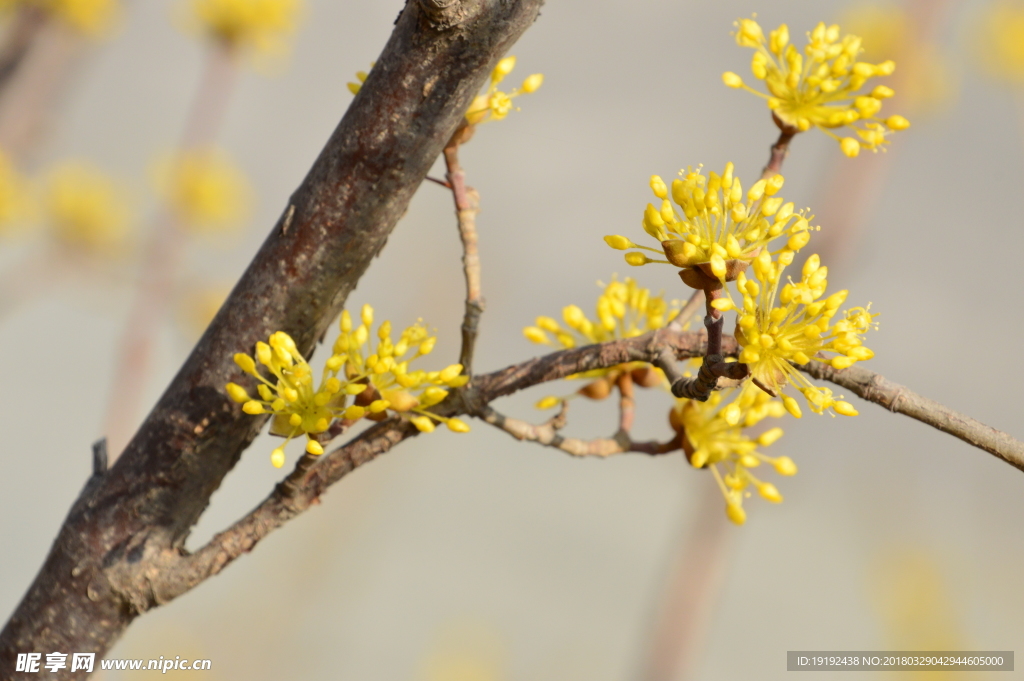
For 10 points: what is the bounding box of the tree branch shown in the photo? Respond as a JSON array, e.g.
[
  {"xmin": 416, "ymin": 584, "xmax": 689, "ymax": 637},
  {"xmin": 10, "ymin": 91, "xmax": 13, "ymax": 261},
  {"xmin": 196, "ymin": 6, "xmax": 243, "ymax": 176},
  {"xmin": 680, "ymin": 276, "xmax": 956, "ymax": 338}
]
[
  {"xmin": 801, "ymin": 360, "xmax": 1024, "ymax": 472},
  {"xmin": 0, "ymin": 1, "xmax": 546, "ymax": 674},
  {"xmin": 443, "ymin": 124, "xmax": 485, "ymax": 374},
  {"xmin": 61, "ymin": 327, "xmax": 1022, "ymax": 623}
]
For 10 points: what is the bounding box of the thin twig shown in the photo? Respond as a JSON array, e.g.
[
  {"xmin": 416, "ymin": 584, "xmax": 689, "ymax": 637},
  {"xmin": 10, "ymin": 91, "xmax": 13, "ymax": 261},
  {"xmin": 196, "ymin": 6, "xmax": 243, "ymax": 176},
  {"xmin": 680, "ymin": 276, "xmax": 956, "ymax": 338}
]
[
  {"xmin": 762, "ymin": 116, "xmax": 798, "ymax": 179},
  {"xmin": 667, "ymin": 289, "xmax": 704, "ymax": 333},
  {"xmin": 443, "ymin": 127, "xmax": 485, "ymax": 374},
  {"xmin": 425, "ymin": 175, "xmax": 452, "ymax": 188},
  {"xmin": 801, "ymin": 360, "xmax": 1024, "ymax": 472},
  {"xmin": 616, "ymin": 371, "xmax": 635, "ymax": 433},
  {"xmin": 664, "ymin": 286, "xmax": 747, "ymax": 400},
  {"xmin": 480, "ymin": 404, "xmax": 678, "ymax": 458}
]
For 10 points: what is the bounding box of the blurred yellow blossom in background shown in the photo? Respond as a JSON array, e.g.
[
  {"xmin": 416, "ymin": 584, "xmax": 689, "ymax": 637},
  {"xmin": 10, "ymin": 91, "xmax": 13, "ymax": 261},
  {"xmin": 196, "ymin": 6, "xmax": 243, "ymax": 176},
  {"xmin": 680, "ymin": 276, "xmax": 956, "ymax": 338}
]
[
  {"xmin": 44, "ymin": 161, "xmax": 132, "ymax": 253},
  {"xmin": 188, "ymin": 0, "xmax": 302, "ymax": 55},
  {"xmin": 975, "ymin": 0, "xmax": 1024, "ymax": 86},
  {"xmin": 177, "ymin": 283, "xmax": 230, "ymax": 337},
  {"xmin": 155, "ymin": 148, "xmax": 251, "ymax": 233},
  {"xmin": 0, "ymin": 0, "xmax": 120, "ymax": 36},
  {"xmin": 840, "ymin": 2, "xmax": 955, "ymax": 116},
  {"xmin": 0, "ymin": 148, "xmax": 33, "ymax": 236},
  {"xmin": 46, "ymin": 0, "xmax": 119, "ymax": 35}
]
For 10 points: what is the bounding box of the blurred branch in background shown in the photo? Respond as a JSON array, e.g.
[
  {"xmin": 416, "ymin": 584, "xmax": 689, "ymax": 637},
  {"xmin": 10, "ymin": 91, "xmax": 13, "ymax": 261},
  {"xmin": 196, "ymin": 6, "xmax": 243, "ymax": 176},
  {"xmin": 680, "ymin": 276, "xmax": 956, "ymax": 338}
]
[
  {"xmin": 0, "ymin": 1, "xmax": 129, "ymax": 321},
  {"xmin": 102, "ymin": 40, "xmax": 240, "ymax": 458},
  {"xmin": 0, "ymin": 0, "xmax": 122, "ymax": 162}
]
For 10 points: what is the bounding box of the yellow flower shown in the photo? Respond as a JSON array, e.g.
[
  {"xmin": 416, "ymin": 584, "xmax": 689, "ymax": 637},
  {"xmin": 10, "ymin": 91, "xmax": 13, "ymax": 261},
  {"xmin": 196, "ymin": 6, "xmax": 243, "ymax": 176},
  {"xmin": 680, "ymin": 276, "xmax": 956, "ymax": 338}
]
[
  {"xmin": 523, "ymin": 276, "xmax": 672, "ymax": 403},
  {"xmin": 671, "ymin": 383, "xmax": 795, "ymax": 525},
  {"xmin": 155, "ymin": 148, "xmax": 251, "ymax": 233},
  {"xmin": 346, "ymin": 65, "xmax": 371, "ymax": 95},
  {"xmin": 729, "ymin": 251, "xmax": 877, "ymax": 416},
  {"xmin": 723, "ymin": 18, "xmax": 910, "ymax": 157},
  {"xmin": 605, "ymin": 163, "xmax": 815, "ymax": 283},
  {"xmin": 228, "ymin": 304, "xmax": 469, "ymax": 468},
  {"xmin": 44, "ymin": 161, "xmax": 132, "ymax": 253},
  {"xmin": 464, "ymin": 56, "xmax": 543, "ymax": 125},
  {"xmin": 189, "ymin": 0, "xmax": 302, "ymax": 55},
  {"xmin": 975, "ymin": 1, "xmax": 1024, "ymax": 85},
  {"xmin": 524, "ymin": 276, "xmax": 671, "ymax": 349}
]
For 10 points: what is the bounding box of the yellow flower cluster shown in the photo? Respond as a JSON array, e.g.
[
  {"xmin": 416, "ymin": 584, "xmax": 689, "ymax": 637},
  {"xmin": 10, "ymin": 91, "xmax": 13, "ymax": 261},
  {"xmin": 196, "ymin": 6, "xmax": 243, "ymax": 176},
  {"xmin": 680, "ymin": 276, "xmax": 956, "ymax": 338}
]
[
  {"xmin": 714, "ymin": 252, "xmax": 876, "ymax": 417},
  {"xmin": 524, "ymin": 276, "xmax": 670, "ymax": 349},
  {"xmin": 189, "ymin": 0, "xmax": 301, "ymax": 55},
  {"xmin": 155, "ymin": 148, "xmax": 251, "ymax": 233},
  {"xmin": 605, "ymin": 164, "xmax": 814, "ymax": 282},
  {"xmin": 672, "ymin": 384, "xmax": 796, "ymax": 524},
  {"xmin": 227, "ymin": 304, "xmax": 469, "ymax": 468},
  {"xmin": 45, "ymin": 161, "xmax": 132, "ymax": 253},
  {"xmin": 347, "ymin": 57, "xmax": 542, "ymax": 127},
  {"xmin": 465, "ymin": 56, "xmax": 543, "ymax": 125},
  {"xmin": 722, "ymin": 18, "xmax": 909, "ymax": 157},
  {"xmin": 523, "ymin": 276, "xmax": 672, "ymax": 405}
]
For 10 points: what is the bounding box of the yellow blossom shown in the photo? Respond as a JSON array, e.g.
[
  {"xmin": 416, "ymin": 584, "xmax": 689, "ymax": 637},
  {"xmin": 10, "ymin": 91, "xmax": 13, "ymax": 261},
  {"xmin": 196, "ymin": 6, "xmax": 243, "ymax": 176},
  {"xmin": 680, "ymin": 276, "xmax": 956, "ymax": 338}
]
[
  {"xmin": 606, "ymin": 163, "xmax": 815, "ymax": 283},
  {"xmin": 188, "ymin": 0, "xmax": 302, "ymax": 55},
  {"xmin": 671, "ymin": 383, "xmax": 794, "ymax": 525},
  {"xmin": 723, "ymin": 17, "xmax": 909, "ymax": 156},
  {"xmin": 50, "ymin": 0, "xmax": 119, "ymax": 34},
  {"xmin": 155, "ymin": 148, "xmax": 251, "ymax": 233},
  {"xmin": 730, "ymin": 251, "xmax": 877, "ymax": 416},
  {"xmin": 44, "ymin": 161, "xmax": 132, "ymax": 254},
  {"xmin": 523, "ymin": 276, "xmax": 673, "ymax": 403},
  {"xmin": 464, "ymin": 55, "xmax": 543, "ymax": 125},
  {"xmin": 347, "ymin": 66, "xmax": 371, "ymax": 95},
  {"xmin": 228, "ymin": 304, "xmax": 469, "ymax": 468}
]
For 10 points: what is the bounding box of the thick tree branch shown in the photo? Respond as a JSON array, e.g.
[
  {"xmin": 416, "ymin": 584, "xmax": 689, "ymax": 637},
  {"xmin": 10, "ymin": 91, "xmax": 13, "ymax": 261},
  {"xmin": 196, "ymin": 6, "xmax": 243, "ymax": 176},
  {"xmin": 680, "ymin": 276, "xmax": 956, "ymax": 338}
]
[
  {"xmin": 0, "ymin": 1, "xmax": 545, "ymax": 675},
  {"xmin": 148, "ymin": 420, "xmax": 417, "ymax": 603}
]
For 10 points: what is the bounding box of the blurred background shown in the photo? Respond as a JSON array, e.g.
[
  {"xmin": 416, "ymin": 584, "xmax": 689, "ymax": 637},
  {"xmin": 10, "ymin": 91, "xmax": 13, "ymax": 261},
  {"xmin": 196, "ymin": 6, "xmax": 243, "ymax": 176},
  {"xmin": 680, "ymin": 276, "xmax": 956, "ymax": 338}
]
[{"xmin": 1, "ymin": 0, "xmax": 1022, "ymax": 679}]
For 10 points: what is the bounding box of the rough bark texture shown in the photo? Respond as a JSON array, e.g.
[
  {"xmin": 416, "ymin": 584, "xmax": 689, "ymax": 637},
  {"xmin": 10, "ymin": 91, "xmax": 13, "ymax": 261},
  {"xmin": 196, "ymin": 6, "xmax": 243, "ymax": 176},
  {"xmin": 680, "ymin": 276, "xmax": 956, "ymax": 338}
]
[{"xmin": 0, "ymin": 1, "xmax": 544, "ymax": 677}]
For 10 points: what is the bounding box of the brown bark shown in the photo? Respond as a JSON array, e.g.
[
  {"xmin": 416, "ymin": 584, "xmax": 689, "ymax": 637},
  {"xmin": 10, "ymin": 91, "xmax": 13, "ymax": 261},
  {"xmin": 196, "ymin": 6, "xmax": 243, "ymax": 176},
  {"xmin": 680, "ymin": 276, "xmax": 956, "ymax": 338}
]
[{"xmin": 0, "ymin": 1, "xmax": 544, "ymax": 676}]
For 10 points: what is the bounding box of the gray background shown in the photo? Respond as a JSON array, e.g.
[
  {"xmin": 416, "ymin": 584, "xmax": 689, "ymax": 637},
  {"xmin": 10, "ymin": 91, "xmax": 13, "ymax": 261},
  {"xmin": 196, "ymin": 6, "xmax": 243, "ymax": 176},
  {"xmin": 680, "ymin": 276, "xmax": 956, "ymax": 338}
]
[{"xmin": 1, "ymin": 0, "xmax": 1021, "ymax": 679}]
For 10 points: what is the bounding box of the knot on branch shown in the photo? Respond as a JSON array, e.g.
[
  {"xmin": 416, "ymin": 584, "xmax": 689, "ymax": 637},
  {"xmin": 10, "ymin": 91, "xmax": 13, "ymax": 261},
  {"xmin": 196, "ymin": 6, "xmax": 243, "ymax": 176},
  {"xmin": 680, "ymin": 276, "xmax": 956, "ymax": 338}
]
[{"xmin": 416, "ymin": 0, "xmax": 470, "ymax": 29}]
